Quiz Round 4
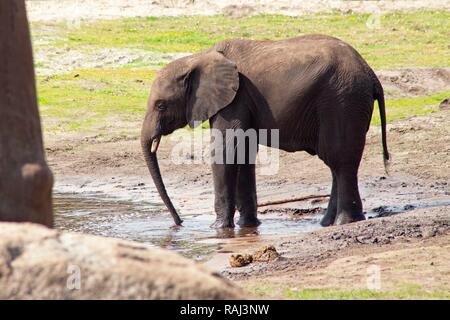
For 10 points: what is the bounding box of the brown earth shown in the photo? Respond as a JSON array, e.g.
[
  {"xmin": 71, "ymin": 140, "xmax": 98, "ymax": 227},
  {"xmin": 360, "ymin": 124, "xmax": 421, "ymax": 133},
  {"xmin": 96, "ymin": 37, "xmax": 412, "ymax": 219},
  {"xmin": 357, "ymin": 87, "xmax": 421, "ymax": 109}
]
[
  {"xmin": 221, "ymin": 207, "xmax": 449, "ymax": 290},
  {"xmin": 44, "ymin": 85, "xmax": 450, "ymax": 298}
]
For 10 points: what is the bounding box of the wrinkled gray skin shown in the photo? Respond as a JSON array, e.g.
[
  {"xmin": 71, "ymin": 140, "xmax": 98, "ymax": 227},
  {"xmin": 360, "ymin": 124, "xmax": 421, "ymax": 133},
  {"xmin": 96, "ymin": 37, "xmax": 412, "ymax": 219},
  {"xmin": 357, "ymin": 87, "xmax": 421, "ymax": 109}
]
[{"xmin": 141, "ymin": 35, "xmax": 389, "ymax": 228}]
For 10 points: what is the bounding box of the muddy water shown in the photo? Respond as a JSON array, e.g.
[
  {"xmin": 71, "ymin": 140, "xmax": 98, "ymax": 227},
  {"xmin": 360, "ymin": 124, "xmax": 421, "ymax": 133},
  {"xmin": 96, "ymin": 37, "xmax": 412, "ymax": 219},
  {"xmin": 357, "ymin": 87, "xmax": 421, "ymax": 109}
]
[
  {"xmin": 53, "ymin": 173, "xmax": 450, "ymax": 263},
  {"xmin": 54, "ymin": 192, "xmax": 322, "ymax": 260}
]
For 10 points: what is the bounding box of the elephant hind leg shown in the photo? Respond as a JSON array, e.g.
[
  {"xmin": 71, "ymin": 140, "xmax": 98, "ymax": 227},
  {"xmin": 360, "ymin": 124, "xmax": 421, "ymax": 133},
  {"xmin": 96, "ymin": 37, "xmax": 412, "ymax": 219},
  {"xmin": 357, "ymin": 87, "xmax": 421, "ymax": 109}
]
[
  {"xmin": 320, "ymin": 169, "xmax": 337, "ymax": 227},
  {"xmin": 317, "ymin": 104, "xmax": 368, "ymax": 226},
  {"xmin": 334, "ymin": 164, "xmax": 365, "ymax": 225}
]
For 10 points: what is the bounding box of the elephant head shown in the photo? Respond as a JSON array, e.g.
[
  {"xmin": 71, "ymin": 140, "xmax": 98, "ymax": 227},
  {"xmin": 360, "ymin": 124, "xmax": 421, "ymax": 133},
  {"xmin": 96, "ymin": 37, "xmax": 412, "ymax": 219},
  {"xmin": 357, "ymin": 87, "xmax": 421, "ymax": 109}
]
[{"xmin": 141, "ymin": 50, "xmax": 240, "ymax": 225}]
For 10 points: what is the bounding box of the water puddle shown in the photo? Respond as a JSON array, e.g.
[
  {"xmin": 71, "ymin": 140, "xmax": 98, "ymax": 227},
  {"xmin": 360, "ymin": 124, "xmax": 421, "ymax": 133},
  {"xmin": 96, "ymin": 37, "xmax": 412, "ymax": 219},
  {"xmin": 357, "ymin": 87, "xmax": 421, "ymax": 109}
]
[
  {"xmin": 53, "ymin": 174, "xmax": 450, "ymax": 263},
  {"xmin": 54, "ymin": 192, "xmax": 322, "ymax": 261}
]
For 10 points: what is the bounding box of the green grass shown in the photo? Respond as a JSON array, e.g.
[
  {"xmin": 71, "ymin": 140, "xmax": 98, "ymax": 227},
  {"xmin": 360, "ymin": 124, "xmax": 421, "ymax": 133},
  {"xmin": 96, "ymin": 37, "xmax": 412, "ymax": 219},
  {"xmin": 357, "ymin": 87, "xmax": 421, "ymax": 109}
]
[
  {"xmin": 371, "ymin": 90, "xmax": 450, "ymax": 125},
  {"xmin": 37, "ymin": 68, "xmax": 156, "ymax": 134},
  {"xmin": 284, "ymin": 288, "xmax": 450, "ymax": 300},
  {"xmin": 33, "ymin": 11, "xmax": 450, "ymax": 69},
  {"xmin": 246, "ymin": 283, "xmax": 450, "ymax": 299}
]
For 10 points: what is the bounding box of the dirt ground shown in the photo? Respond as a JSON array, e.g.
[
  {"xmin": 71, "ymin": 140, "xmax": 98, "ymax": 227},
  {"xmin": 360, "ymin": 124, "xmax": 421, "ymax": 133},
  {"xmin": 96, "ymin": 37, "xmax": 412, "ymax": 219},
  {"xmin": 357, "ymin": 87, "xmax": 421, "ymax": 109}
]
[
  {"xmin": 221, "ymin": 207, "xmax": 449, "ymax": 295},
  {"xmin": 45, "ymin": 97, "xmax": 450, "ymax": 298},
  {"xmin": 26, "ymin": 0, "xmax": 450, "ymax": 21}
]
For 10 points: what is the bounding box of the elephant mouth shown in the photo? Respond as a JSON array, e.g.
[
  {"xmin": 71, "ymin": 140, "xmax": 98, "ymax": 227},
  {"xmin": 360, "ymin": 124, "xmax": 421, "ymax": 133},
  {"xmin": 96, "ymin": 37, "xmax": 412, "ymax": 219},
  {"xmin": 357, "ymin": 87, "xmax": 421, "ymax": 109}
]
[{"xmin": 151, "ymin": 136, "xmax": 161, "ymax": 153}]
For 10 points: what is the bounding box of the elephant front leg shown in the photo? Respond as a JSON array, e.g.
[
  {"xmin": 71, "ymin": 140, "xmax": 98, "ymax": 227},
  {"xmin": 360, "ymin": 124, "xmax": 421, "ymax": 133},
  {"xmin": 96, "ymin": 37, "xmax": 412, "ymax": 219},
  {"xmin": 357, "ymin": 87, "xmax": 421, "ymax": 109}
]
[
  {"xmin": 236, "ymin": 164, "xmax": 260, "ymax": 227},
  {"xmin": 211, "ymin": 163, "xmax": 238, "ymax": 228}
]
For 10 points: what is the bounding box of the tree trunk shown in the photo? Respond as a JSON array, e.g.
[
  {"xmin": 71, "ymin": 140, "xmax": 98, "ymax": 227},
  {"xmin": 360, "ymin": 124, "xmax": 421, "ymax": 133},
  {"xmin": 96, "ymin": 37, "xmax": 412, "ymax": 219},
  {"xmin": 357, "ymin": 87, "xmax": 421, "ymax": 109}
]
[{"xmin": 0, "ymin": 0, "xmax": 53, "ymax": 227}]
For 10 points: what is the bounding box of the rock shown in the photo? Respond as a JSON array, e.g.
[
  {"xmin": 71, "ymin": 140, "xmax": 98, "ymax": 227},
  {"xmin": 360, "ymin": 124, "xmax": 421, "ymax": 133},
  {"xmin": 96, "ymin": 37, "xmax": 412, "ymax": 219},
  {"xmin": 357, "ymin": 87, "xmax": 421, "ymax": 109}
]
[
  {"xmin": 0, "ymin": 223, "xmax": 244, "ymax": 299},
  {"xmin": 253, "ymin": 245, "xmax": 280, "ymax": 262},
  {"xmin": 439, "ymin": 98, "xmax": 450, "ymax": 111},
  {"xmin": 229, "ymin": 254, "xmax": 253, "ymax": 268}
]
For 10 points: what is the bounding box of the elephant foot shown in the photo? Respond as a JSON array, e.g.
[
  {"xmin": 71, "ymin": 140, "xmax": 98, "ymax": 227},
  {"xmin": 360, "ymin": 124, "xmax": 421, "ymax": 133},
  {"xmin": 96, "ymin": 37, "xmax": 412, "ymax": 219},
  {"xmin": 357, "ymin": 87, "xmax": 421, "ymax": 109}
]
[
  {"xmin": 320, "ymin": 209, "xmax": 336, "ymax": 227},
  {"xmin": 334, "ymin": 211, "xmax": 365, "ymax": 225},
  {"xmin": 237, "ymin": 215, "xmax": 261, "ymax": 228},
  {"xmin": 210, "ymin": 217, "xmax": 235, "ymax": 229},
  {"xmin": 320, "ymin": 214, "xmax": 336, "ymax": 227}
]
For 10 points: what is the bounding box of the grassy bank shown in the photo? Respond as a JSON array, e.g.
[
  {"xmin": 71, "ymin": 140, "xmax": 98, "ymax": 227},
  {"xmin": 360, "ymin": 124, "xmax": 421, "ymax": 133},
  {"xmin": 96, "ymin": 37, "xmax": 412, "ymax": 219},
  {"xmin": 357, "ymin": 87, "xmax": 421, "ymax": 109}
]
[
  {"xmin": 246, "ymin": 282, "xmax": 450, "ymax": 300},
  {"xmin": 32, "ymin": 11, "xmax": 450, "ymax": 136},
  {"xmin": 33, "ymin": 11, "xmax": 450, "ymax": 69}
]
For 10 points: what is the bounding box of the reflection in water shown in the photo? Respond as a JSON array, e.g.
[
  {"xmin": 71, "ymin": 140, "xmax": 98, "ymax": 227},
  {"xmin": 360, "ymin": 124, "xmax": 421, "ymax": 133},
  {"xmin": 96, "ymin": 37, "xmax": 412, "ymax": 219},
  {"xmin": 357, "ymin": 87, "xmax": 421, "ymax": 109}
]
[{"xmin": 53, "ymin": 193, "xmax": 323, "ymax": 260}]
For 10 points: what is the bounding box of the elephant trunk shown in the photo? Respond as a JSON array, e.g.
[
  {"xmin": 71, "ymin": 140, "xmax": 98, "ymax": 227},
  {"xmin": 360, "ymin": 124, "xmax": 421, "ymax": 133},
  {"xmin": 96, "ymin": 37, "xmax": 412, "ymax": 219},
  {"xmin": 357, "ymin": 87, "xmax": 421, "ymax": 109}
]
[{"xmin": 142, "ymin": 137, "xmax": 183, "ymax": 226}]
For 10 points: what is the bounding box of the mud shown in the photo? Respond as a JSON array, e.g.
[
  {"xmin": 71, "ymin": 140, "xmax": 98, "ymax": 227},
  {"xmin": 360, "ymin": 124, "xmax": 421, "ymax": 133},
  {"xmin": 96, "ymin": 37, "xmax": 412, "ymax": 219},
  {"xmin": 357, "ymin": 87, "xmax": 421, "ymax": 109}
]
[
  {"xmin": 53, "ymin": 191, "xmax": 323, "ymax": 260},
  {"xmin": 222, "ymin": 206, "xmax": 450, "ymax": 280},
  {"xmin": 47, "ymin": 106, "xmax": 450, "ymax": 295}
]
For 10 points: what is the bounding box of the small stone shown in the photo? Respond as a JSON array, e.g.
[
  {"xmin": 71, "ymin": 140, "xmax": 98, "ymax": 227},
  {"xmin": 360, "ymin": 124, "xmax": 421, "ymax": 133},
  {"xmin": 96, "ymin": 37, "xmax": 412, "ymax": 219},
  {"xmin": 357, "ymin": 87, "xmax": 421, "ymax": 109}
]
[
  {"xmin": 253, "ymin": 245, "xmax": 280, "ymax": 262},
  {"xmin": 229, "ymin": 254, "xmax": 253, "ymax": 268}
]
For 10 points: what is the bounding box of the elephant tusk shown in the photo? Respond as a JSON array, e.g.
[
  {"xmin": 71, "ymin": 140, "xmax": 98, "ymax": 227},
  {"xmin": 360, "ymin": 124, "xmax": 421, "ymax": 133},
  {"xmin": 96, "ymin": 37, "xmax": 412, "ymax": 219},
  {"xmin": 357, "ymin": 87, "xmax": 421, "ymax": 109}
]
[{"xmin": 151, "ymin": 136, "xmax": 161, "ymax": 153}]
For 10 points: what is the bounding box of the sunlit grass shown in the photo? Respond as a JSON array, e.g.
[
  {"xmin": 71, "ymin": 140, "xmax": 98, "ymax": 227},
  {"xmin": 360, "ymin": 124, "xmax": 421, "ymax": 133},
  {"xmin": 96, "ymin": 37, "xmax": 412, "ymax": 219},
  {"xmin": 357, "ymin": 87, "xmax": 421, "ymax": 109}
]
[
  {"xmin": 284, "ymin": 287, "xmax": 450, "ymax": 300},
  {"xmin": 371, "ymin": 90, "xmax": 450, "ymax": 125},
  {"xmin": 37, "ymin": 68, "xmax": 156, "ymax": 135},
  {"xmin": 245, "ymin": 282, "xmax": 450, "ymax": 299},
  {"xmin": 32, "ymin": 11, "xmax": 450, "ymax": 69}
]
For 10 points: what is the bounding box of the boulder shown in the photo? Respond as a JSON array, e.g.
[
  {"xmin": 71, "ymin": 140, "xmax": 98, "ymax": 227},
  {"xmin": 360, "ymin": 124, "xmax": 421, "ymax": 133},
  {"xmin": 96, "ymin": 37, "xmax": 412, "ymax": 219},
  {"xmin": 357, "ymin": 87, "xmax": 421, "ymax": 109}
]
[{"xmin": 0, "ymin": 223, "xmax": 244, "ymax": 299}]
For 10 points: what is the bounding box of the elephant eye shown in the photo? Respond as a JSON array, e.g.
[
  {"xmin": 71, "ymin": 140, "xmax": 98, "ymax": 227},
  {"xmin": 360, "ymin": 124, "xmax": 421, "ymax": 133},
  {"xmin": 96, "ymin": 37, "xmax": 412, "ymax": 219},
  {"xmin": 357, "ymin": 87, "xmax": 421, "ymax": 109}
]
[{"xmin": 156, "ymin": 101, "xmax": 167, "ymax": 111}]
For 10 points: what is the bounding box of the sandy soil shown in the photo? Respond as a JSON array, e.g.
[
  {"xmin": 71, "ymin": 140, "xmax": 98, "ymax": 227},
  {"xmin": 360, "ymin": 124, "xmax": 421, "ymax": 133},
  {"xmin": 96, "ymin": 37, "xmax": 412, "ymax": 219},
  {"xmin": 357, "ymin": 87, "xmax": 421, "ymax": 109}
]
[
  {"xmin": 26, "ymin": 0, "xmax": 450, "ymax": 22},
  {"xmin": 376, "ymin": 68, "xmax": 450, "ymax": 99},
  {"xmin": 34, "ymin": 46, "xmax": 190, "ymax": 75}
]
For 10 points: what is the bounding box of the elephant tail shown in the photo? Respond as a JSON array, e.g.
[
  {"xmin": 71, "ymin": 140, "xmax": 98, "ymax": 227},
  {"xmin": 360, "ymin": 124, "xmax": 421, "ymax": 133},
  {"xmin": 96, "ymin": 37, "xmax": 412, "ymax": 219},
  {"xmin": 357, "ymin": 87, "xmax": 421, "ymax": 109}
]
[{"xmin": 374, "ymin": 82, "xmax": 390, "ymax": 175}]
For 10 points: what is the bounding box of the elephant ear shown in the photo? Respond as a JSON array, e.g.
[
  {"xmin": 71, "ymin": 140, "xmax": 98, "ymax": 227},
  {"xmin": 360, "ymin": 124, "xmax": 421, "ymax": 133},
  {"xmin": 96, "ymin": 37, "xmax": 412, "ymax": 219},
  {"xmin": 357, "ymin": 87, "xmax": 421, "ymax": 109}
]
[{"xmin": 186, "ymin": 51, "xmax": 239, "ymax": 128}]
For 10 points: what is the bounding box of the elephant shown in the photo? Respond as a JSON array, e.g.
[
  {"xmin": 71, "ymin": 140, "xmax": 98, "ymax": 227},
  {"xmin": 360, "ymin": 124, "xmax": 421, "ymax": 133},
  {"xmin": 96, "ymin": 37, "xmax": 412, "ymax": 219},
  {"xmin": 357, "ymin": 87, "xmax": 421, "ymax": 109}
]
[
  {"xmin": 0, "ymin": 0, "xmax": 54, "ymax": 227},
  {"xmin": 141, "ymin": 35, "xmax": 389, "ymax": 229}
]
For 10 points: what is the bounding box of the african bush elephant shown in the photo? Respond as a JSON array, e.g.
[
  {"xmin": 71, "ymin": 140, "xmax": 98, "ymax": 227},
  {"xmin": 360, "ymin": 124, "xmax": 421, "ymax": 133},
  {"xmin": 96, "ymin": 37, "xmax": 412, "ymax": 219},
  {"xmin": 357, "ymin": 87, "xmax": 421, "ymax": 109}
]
[
  {"xmin": 0, "ymin": 0, "xmax": 53, "ymax": 227},
  {"xmin": 141, "ymin": 35, "xmax": 389, "ymax": 229}
]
